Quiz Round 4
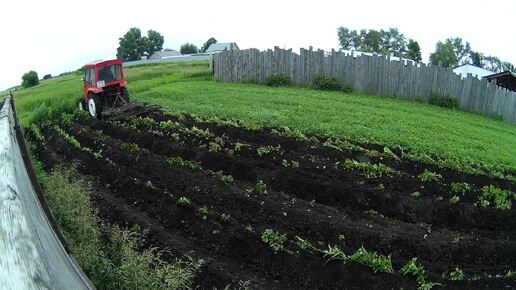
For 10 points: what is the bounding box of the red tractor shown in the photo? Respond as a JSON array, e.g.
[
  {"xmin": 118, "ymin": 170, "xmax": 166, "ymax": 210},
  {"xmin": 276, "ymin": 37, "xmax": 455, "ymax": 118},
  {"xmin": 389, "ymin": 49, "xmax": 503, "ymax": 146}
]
[{"xmin": 79, "ymin": 59, "xmax": 129, "ymax": 117}]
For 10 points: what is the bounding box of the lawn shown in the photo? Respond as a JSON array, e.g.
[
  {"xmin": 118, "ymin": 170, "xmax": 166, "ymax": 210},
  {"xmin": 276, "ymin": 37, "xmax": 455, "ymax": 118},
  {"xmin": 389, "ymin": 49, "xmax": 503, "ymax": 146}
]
[{"xmin": 12, "ymin": 61, "xmax": 516, "ymax": 180}]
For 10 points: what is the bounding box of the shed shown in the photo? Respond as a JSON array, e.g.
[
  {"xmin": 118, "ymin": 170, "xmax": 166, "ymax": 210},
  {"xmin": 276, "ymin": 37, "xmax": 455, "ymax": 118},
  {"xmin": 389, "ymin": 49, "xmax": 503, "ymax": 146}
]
[
  {"xmin": 483, "ymin": 71, "xmax": 516, "ymax": 92},
  {"xmin": 205, "ymin": 43, "xmax": 239, "ymax": 53},
  {"xmin": 452, "ymin": 64, "xmax": 495, "ymax": 80},
  {"xmin": 149, "ymin": 50, "xmax": 182, "ymax": 59}
]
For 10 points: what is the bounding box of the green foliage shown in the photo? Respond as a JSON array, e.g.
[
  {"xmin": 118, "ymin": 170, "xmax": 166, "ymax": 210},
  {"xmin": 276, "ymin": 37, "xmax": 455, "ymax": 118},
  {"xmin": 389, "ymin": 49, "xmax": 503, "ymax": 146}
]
[
  {"xmin": 449, "ymin": 195, "xmax": 460, "ymax": 204},
  {"xmin": 411, "ymin": 191, "xmax": 421, "ymax": 198},
  {"xmin": 167, "ymin": 156, "xmax": 202, "ymax": 170},
  {"xmin": 342, "ymin": 159, "xmax": 396, "ymax": 178},
  {"xmin": 42, "ymin": 165, "xmax": 199, "ymax": 289},
  {"xmin": 312, "ymin": 74, "xmax": 342, "ymax": 91},
  {"xmin": 42, "ymin": 74, "xmax": 52, "ymax": 80},
  {"xmin": 321, "ymin": 245, "xmax": 347, "ymax": 261},
  {"xmin": 400, "ymin": 258, "xmax": 440, "ymax": 290},
  {"xmin": 177, "ymin": 196, "xmax": 191, "ymax": 206},
  {"xmin": 198, "ymin": 206, "xmax": 209, "ymax": 215},
  {"xmin": 430, "ymin": 38, "xmax": 471, "ymax": 68},
  {"xmin": 120, "ymin": 142, "xmax": 141, "ymax": 153},
  {"xmin": 180, "ymin": 43, "xmax": 198, "ymax": 54},
  {"xmin": 208, "ymin": 170, "xmax": 234, "ymax": 185},
  {"xmin": 348, "ymin": 246, "xmax": 394, "ymax": 274},
  {"xmin": 116, "ymin": 28, "xmax": 164, "ymax": 61},
  {"xmin": 450, "ymin": 182, "xmax": 470, "ymax": 195},
  {"xmin": 418, "ymin": 170, "xmax": 443, "ymax": 183},
  {"xmin": 479, "ymin": 185, "xmax": 513, "ymax": 210},
  {"xmin": 261, "ymin": 229, "xmax": 287, "ymax": 253},
  {"xmin": 264, "ymin": 74, "xmax": 292, "ymax": 87},
  {"xmin": 429, "ymin": 94, "xmax": 459, "ymax": 109},
  {"xmin": 22, "ymin": 70, "xmax": 39, "ymax": 88},
  {"xmin": 448, "ymin": 268, "xmax": 465, "ymax": 281},
  {"xmin": 257, "ymin": 145, "xmax": 283, "ymax": 156},
  {"xmin": 220, "ymin": 213, "xmax": 231, "ymax": 222},
  {"xmin": 295, "ymin": 236, "xmax": 316, "ymax": 251},
  {"xmin": 406, "ymin": 39, "xmax": 422, "ymax": 62},
  {"xmin": 337, "ymin": 27, "xmax": 411, "ymax": 58},
  {"xmin": 200, "ymin": 37, "xmax": 217, "ymax": 53},
  {"xmin": 250, "ymin": 180, "xmax": 268, "ymax": 195}
]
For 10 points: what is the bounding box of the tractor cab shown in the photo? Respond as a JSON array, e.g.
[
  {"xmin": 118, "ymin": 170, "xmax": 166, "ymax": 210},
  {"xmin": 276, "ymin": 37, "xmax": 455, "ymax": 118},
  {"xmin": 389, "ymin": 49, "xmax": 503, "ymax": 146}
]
[{"xmin": 79, "ymin": 59, "xmax": 129, "ymax": 117}]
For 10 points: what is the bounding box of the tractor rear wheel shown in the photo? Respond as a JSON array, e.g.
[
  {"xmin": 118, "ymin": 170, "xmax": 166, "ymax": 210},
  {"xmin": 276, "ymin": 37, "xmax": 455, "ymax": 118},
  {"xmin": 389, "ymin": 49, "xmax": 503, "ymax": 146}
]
[{"xmin": 87, "ymin": 94, "xmax": 102, "ymax": 118}]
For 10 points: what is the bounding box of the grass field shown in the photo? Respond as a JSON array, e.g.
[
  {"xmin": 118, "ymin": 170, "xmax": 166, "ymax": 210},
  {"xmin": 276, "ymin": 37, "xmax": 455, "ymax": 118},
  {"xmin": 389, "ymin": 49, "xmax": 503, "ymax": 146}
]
[{"xmin": 12, "ymin": 61, "xmax": 516, "ymax": 180}]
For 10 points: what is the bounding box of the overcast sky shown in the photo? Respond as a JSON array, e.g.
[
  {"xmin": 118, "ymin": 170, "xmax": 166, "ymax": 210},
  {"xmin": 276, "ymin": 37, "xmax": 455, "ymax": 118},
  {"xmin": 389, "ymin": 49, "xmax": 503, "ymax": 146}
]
[{"xmin": 1, "ymin": 0, "xmax": 515, "ymax": 90}]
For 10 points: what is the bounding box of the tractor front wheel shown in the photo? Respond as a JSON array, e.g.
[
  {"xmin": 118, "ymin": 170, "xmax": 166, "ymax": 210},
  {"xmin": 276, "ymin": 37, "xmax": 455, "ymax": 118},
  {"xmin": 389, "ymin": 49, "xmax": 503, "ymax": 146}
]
[{"xmin": 87, "ymin": 94, "xmax": 102, "ymax": 118}]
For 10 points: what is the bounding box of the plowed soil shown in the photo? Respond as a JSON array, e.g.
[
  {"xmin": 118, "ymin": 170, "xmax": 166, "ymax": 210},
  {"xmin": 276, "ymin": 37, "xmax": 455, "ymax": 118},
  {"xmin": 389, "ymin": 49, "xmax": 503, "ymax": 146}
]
[{"xmin": 30, "ymin": 110, "xmax": 515, "ymax": 290}]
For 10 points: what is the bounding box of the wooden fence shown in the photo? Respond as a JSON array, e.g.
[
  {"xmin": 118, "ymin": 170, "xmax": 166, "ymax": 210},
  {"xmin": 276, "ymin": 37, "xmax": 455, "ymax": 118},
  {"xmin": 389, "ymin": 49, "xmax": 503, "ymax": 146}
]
[{"xmin": 213, "ymin": 47, "xmax": 516, "ymax": 124}]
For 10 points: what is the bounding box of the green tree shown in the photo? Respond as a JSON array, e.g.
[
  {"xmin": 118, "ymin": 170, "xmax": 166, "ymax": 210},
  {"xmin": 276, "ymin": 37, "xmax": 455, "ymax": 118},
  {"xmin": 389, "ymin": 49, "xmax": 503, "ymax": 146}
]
[
  {"xmin": 337, "ymin": 26, "xmax": 411, "ymax": 57},
  {"xmin": 146, "ymin": 30, "xmax": 164, "ymax": 55},
  {"xmin": 180, "ymin": 43, "xmax": 198, "ymax": 54},
  {"xmin": 430, "ymin": 38, "xmax": 471, "ymax": 68},
  {"xmin": 21, "ymin": 70, "xmax": 39, "ymax": 88},
  {"xmin": 337, "ymin": 27, "xmax": 353, "ymax": 50},
  {"xmin": 470, "ymin": 51, "xmax": 483, "ymax": 67},
  {"xmin": 42, "ymin": 74, "xmax": 52, "ymax": 80},
  {"xmin": 406, "ymin": 39, "xmax": 422, "ymax": 62},
  {"xmin": 116, "ymin": 27, "xmax": 146, "ymax": 61},
  {"xmin": 200, "ymin": 37, "xmax": 217, "ymax": 53},
  {"xmin": 116, "ymin": 28, "xmax": 164, "ymax": 61}
]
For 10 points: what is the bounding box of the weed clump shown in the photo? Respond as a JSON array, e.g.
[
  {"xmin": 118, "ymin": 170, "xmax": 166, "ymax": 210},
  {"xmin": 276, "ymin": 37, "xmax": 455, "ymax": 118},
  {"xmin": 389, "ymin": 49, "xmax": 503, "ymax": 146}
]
[
  {"xmin": 313, "ymin": 74, "xmax": 342, "ymax": 91},
  {"xmin": 261, "ymin": 229, "xmax": 287, "ymax": 253},
  {"xmin": 429, "ymin": 94, "xmax": 459, "ymax": 109},
  {"xmin": 265, "ymin": 74, "xmax": 292, "ymax": 87}
]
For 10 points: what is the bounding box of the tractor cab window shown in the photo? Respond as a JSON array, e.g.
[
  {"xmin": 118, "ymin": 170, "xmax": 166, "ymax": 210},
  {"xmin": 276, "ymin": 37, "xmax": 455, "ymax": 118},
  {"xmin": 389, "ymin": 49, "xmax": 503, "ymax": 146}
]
[
  {"xmin": 85, "ymin": 68, "xmax": 95, "ymax": 86},
  {"xmin": 98, "ymin": 64, "xmax": 122, "ymax": 83}
]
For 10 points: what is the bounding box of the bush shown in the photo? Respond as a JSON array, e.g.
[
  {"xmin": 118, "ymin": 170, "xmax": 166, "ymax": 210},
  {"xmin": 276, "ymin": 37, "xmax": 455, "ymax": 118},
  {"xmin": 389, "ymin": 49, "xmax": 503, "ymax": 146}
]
[
  {"xmin": 312, "ymin": 74, "xmax": 342, "ymax": 91},
  {"xmin": 42, "ymin": 74, "xmax": 52, "ymax": 80},
  {"xmin": 265, "ymin": 74, "xmax": 292, "ymax": 87},
  {"xmin": 429, "ymin": 94, "xmax": 459, "ymax": 109},
  {"xmin": 21, "ymin": 70, "xmax": 39, "ymax": 88},
  {"xmin": 342, "ymin": 83, "xmax": 354, "ymax": 94},
  {"xmin": 180, "ymin": 43, "xmax": 198, "ymax": 54}
]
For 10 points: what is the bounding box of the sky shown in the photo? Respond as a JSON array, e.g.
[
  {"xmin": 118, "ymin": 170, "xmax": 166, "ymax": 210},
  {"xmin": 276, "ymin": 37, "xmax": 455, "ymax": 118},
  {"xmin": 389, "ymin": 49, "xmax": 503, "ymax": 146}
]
[{"xmin": 1, "ymin": 0, "xmax": 515, "ymax": 90}]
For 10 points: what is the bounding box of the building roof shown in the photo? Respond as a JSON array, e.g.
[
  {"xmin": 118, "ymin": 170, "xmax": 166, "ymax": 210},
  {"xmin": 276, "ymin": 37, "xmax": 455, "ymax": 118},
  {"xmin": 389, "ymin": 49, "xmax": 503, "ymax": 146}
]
[
  {"xmin": 483, "ymin": 71, "xmax": 516, "ymax": 92},
  {"xmin": 206, "ymin": 43, "xmax": 239, "ymax": 52},
  {"xmin": 151, "ymin": 50, "xmax": 182, "ymax": 58},
  {"xmin": 452, "ymin": 64, "xmax": 494, "ymax": 79}
]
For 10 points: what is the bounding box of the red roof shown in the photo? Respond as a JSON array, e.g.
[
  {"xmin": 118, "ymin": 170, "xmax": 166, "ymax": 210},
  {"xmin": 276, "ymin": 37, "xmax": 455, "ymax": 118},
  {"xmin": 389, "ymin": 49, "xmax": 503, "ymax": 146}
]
[{"xmin": 85, "ymin": 59, "xmax": 123, "ymax": 67}]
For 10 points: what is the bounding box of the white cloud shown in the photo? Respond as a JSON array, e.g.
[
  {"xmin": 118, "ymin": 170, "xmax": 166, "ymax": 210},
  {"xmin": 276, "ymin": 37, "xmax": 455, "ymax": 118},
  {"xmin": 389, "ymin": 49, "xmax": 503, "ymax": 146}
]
[{"xmin": 1, "ymin": 0, "xmax": 515, "ymax": 90}]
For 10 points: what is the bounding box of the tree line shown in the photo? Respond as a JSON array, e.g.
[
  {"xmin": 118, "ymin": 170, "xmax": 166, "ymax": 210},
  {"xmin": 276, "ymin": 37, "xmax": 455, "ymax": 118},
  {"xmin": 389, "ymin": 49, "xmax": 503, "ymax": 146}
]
[
  {"xmin": 116, "ymin": 27, "xmax": 218, "ymax": 61},
  {"xmin": 337, "ymin": 26, "xmax": 514, "ymax": 72}
]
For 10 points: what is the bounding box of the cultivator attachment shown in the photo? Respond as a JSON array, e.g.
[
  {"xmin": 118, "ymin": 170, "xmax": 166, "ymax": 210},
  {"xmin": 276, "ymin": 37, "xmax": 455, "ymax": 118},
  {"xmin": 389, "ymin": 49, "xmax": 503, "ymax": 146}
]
[{"xmin": 100, "ymin": 102, "xmax": 162, "ymax": 121}]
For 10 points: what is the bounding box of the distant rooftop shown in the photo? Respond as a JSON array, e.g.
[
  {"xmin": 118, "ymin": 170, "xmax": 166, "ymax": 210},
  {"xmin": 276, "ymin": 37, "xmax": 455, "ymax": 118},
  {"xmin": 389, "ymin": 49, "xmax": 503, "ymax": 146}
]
[
  {"xmin": 452, "ymin": 64, "xmax": 495, "ymax": 80},
  {"xmin": 206, "ymin": 42, "xmax": 239, "ymax": 52},
  {"xmin": 150, "ymin": 50, "xmax": 182, "ymax": 59}
]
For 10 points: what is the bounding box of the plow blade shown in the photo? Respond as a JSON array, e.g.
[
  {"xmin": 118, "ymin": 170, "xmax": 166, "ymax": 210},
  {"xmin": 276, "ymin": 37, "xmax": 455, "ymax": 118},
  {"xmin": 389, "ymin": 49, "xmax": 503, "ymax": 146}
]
[{"xmin": 100, "ymin": 101, "xmax": 162, "ymax": 121}]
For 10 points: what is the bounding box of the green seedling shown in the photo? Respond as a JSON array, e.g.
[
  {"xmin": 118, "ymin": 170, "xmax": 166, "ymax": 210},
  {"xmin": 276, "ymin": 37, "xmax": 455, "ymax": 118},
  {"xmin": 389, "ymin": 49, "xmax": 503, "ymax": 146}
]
[
  {"xmin": 448, "ymin": 267, "xmax": 465, "ymax": 281},
  {"xmin": 348, "ymin": 246, "xmax": 394, "ymax": 274},
  {"xmin": 220, "ymin": 213, "xmax": 231, "ymax": 222},
  {"xmin": 321, "ymin": 245, "xmax": 347, "ymax": 262},
  {"xmin": 177, "ymin": 197, "xmax": 191, "ymax": 206},
  {"xmin": 418, "ymin": 170, "xmax": 443, "ymax": 183},
  {"xmin": 295, "ymin": 236, "xmax": 316, "ymax": 251},
  {"xmin": 449, "ymin": 195, "xmax": 460, "ymax": 204},
  {"xmin": 198, "ymin": 206, "xmax": 209, "ymax": 215},
  {"xmin": 250, "ymin": 180, "xmax": 267, "ymax": 195},
  {"xmin": 411, "ymin": 191, "xmax": 421, "ymax": 198},
  {"xmin": 261, "ymin": 229, "xmax": 286, "ymax": 253},
  {"xmin": 479, "ymin": 185, "xmax": 513, "ymax": 210},
  {"xmin": 450, "ymin": 182, "xmax": 470, "ymax": 195},
  {"xmin": 342, "ymin": 159, "xmax": 396, "ymax": 178}
]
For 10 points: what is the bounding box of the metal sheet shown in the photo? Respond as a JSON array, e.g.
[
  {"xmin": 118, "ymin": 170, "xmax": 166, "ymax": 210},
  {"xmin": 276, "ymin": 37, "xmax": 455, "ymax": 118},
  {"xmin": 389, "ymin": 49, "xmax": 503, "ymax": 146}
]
[{"xmin": 0, "ymin": 94, "xmax": 93, "ymax": 290}]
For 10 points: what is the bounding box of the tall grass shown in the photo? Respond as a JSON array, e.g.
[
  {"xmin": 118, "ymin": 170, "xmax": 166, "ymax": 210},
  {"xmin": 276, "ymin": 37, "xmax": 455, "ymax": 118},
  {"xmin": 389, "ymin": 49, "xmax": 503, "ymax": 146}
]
[{"xmin": 33, "ymin": 161, "xmax": 200, "ymax": 290}]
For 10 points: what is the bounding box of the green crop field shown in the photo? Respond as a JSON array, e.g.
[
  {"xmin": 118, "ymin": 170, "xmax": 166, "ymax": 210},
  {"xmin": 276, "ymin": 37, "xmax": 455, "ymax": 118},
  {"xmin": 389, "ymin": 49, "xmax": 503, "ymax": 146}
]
[{"xmin": 12, "ymin": 61, "xmax": 516, "ymax": 180}]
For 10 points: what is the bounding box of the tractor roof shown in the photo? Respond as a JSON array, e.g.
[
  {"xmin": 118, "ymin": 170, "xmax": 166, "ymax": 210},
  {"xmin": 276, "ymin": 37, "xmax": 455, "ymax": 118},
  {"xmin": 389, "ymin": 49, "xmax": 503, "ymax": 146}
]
[{"xmin": 85, "ymin": 59, "xmax": 123, "ymax": 68}]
